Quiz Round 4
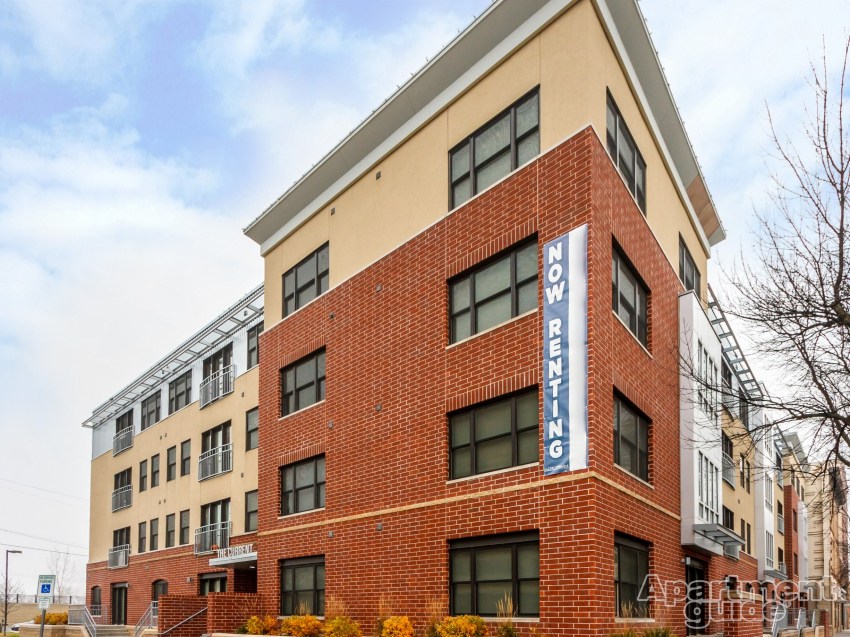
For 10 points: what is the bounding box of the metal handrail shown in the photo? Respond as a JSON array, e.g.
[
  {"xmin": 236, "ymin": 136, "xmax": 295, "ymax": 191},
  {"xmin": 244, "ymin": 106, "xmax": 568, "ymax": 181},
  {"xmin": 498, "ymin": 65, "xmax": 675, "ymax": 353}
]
[
  {"xmin": 194, "ymin": 520, "xmax": 231, "ymax": 554},
  {"xmin": 160, "ymin": 607, "xmax": 207, "ymax": 637},
  {"xmin": 200, "ymin": 364, "xmax": 235, "ymax": 408},
  {"xmin": 198, "ymin": 443, "xmax": 233, "ymax": 481},
  {"xmin": 113, "ymin": 427, "xmax": 134, "ymax": 455},
  {"xmin": 111, "ymin": 485, "xmax": 133, "ymax": 512},
  {"xmin": 108, "ymin": 544, "xmax": 130, "ymax": 569},
  {"xmin": 134, "ymin": 601, "xmax": 157, "ymax": 637},
  {"xmin": 68, "ymin": 604, "xmax": 97, "ymax": 637}
]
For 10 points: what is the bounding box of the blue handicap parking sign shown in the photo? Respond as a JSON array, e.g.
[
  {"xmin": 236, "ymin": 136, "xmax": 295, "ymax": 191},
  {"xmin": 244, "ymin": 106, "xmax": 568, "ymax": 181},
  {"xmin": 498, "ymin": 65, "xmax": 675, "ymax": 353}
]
[{"xmin": 41, "ymin": 584, "xmax": 51, "ymax": 593}]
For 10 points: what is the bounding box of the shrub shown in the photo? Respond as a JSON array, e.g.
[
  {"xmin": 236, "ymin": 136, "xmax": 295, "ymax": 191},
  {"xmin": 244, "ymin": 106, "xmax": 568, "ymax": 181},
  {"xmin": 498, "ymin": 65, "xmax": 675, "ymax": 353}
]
[
  {"xmin": 494, "ymin": 594, "xmax": 516, "ymax": 637},
  {"xmin": 324, "ymin": 595, "xmax": 348, "ymax": 621},
  {"xmin": 245, "ymin": 615, "xmax": 280, "ymax": 635},
  {"xmin": 281, "ymin": 614, "xmax": 323, "ymax": 637},
  {"xmin": 323, "ymin": 616, "xmax": 362, "ymax": 637},
  {"xmin": 422, "ymin": 597, "xmax": 446, "ymax": 637},
  {"xmin": 380, "ymin": 616, "xmax": 413, "ymax": 637},
  {"xmin": 373, "ymin": 594, "xmax": 395, "ymax": 637},
  {"xmin": 642, "ymin": 630, "xmax": 673, "ymax": 637},
  {"xmin": 607, "ymin": 630, "xmax": 639, "ymax": 637},
  {"xmin": 435, "ymin": 616, "xmax": 487, "ymax": 637},
  {"xmin": 34, "ymin": 613, "xmax": 68, "ymax": 626}
]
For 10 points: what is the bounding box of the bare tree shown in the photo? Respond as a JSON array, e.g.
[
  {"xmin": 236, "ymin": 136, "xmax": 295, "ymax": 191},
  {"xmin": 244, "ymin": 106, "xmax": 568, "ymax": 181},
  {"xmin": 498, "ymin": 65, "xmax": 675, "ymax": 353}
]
[
  {"xmin": 1, "ymin": 572, "xmax": 23, "ymax": 632},
  {"xmin": 45, "ymin": 549, "xmax": 78, "ymax": 599}
]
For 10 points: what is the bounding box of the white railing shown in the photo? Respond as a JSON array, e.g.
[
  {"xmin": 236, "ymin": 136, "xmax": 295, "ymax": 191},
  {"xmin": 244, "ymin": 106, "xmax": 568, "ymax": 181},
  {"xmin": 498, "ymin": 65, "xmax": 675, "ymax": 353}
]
[
  {"xmin": 108, "ymin": 544, "xmax": 130, "ymax": 569},
  {"xmin": 111, "ymin": 485, "xmax": 133, "ymax": 512},
  {"xmin": 778, "ymin": 560, "xmax": 787, "ymax": 574},
  {"xmin": 777, "ymin": 514, "xmax": 785, "ymax": 533},
  {"xmin": 194, "ymin": 521, "xmax": 231, "ymax": 555},
  {"xmin": 722, "ymin": 453, "xmax": 736, "ymax": 485},
  {"xmin": 135, "ymin": 601, "xmax": 158, "ymax": 637},
  {"xmin": 113, "ymin": 428, "xmax": 134, "ymax": 455},
  {"xmin": 68, "ymin": 604, "xmax": 97, "ymax": 637},
  {"xmin": 199, "ymin": 364, "xmax": 235, "ymax": 408},
  {"xmin": 198, "ymin": 443, "xmax": 233, "ymax": 481}
]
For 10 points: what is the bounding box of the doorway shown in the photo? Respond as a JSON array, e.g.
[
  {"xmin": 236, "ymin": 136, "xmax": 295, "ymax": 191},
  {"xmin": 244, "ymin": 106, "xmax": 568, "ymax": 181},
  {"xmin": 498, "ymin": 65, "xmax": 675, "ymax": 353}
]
[
  {"xmin": 685, "ymin": 558, "xmax": 708, "ymax": 635},
  {"xmin": 111, "ymin": 584, "xmax": 128, "ymax": 626}
]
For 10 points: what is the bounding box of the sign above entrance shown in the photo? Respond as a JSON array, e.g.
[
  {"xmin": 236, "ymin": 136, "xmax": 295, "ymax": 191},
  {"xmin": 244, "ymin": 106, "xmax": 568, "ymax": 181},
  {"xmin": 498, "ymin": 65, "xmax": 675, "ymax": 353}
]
[{"xmin": 216, "ymin": 544, "xmax": 254, "ymax": 559}]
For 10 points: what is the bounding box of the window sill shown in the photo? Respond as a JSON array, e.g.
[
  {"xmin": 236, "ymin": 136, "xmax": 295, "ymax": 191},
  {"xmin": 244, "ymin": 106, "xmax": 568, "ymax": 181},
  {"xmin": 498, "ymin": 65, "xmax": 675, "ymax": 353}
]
[
  {"xmin": 447, "ymin": 309, "xmax": 537, "ymax": 350},
  {"xmin": 612, "ymin": 311, "xmax": 651, "ymax": 357},
  {"xmin": 278, "ymin": 399, "xmax": 325, "ymax": 422},
  {"xmin": 447, "ymin": 462, "xmax": 539, "ymax": 484},
  {"xmin": 614, "ymin": 617, "xmax": 654, "ymax": 624},
  {"xmin": 613, "ymin": 464, "xmax": 653, "ymax": 489},
  {"xmin": 278, "ymin": 507, "xmax": 325, "ymax": 521}
]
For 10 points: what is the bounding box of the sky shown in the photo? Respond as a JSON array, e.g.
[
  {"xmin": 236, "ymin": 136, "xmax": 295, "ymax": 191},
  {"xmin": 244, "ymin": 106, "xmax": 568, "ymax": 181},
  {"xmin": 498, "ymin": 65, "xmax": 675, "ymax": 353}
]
[{"xmin": 0, "ymin": 0, "xmax": 848, "ymax": 596}]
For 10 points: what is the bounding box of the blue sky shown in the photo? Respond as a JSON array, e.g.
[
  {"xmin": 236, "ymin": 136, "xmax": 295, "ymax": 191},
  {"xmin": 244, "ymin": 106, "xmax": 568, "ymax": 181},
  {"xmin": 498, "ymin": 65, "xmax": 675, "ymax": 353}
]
[{"xmin": 0, "ymin": 0, "xmax": 848, "ymax": 593}]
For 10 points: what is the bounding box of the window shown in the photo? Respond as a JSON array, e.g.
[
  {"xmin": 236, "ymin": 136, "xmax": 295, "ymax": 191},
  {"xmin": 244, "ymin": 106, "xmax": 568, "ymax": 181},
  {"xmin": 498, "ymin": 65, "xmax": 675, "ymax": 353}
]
[
  {"xmin": 200, "ymin": 574, "xmax": 227, "ymax": 595},
  {"xmin": 613, "ymin": 396, "xmax": 649, "ymax": 481},
  {"xmin": 449, "ymin": 240, "xmax": 537, "ymax": 343},
  {"xmin": 697, "ymin": 452, "xmax": 719, "ymax": 523},
  {"xmin": 284, "ymin": 244, "xmax": 329, "ymax": 316},
  {"xmin": 247, "ymin": 323, "xmax": 264, "ymax": 368},
  {"xmin": 450, "ymin": 532, "xmax": 539, "ymax": 617},
  {"xmin": 138, "ymin": 522, "xmax": 147, "ymax": 554},
  {"xmin": 167, "ymin": 446, "xmax": 177, "ymax": 482},
  {"xmin": 450, "ymin": 89, "xmax": 539, "ymax": 208},
  {"xmin": 150, "ymin": 518, "xmax": 159, "ymax": 551},
  {"xmin": 112, "ymin": 527, "xmax": 130, "ymax": 548},
  {"xmin": 245, "ymin": 490, "xmax": 258, "ymax": 532},
  {"xmin": 180, "ymin": 510, "xmax": 190, "ymax": 545},
  {"xmin": 740, "ymin": 520, "xmax": 746, "ymax": 552},
  {"xmin": 201, "ymin": 498, "xmax": 230, "ymax": 527},
  {"xmin": 745, "ymin": 459, "xmax": 752, "ymax": 493},
  {"xmin": 765, "ymin": 475, "xmax": 773, "ymax": 510},
  {"xmin": 696, "ymin": 341, "xmax": 718, "ymax": 418},
  {"xmin": 139, "ymin": 460, "xmax": 148, "ymax": 492},
  {"xmin": 679, "ymin": 237, "xmax": 701, "ymax": 293},
  {"xmin": 180, "ymin": 440, "xmax": 191, "ymax": 477},
  {"xmin": 203, "ymin": 343, "xmax": 233, "ymax": 380},
  {"xmin": 765, "ymin": 532, "xmax": 774, "ymax": 568},
  {"xmin": 612, "ymin": 248, "xmax": 648, "ymax": 346},
  {"xmin": 793, "ymin": 510, "xmax": 798, "ymax": 533},
  {"xmin": 281, "ymin": 349, "xmax": 326, "ymax": 416},
  {"xmin": 280, "ymin": 556, "xmax": 325, "ymax": 616},
  {"xmin": 166, "ymin": 513, "xmax": 175, "ymax": 548},
  {"xmin": 722, "ymin": 506, "xmax": 734, "ymax": 530},
  {"xmin": 114, "ymin": 468, "xmax": 131, "ymax": 490},
  {"xmin": 777, "ymin": 502, "xmax": 784, "ymax": 534},
  {"xmin": 91, "ymin": 587, "xmax": 101, "ymax": 615},
  {"xmin": 738, "ymin": 388, "xmax": 749, "ymax": 428},
  {"xmin": 794, "ymin": 553, "xmax": 799, "ymax": 576},
  {"xmin": 614, "ymin": 535, "xmax": 649, "ymax": 618},
  {"xmin": 246, "ymin": 408, "xmax": 259, "ymax": 451},
  {"xmin": 152, "ymin": 580, "xmax": 168, "ymax": 601},
  {"xmin": 606, "ymin": 92, "xmax": 646, "ymax": 213},
  {"xmin": 739, "ymin": 455, "xmax": 746, "ymax": 489},
  {"xmin": 141, "ymin": 392, "xmax": 161, "ymax": 430},
  {"xmin": 778, "ymin": 547, "xmax": 784, "ymax": 568},
  {"xmin": 281, "ymin": 456, "xmax": 326, "ymax": 516},
  {"xmin": 151, "ymin": 454, "xmax": 160, "ymax": 487},
  {"xmin": 202, "ymin": 421, "xmax": 231, "ymax": 452},
  {"xmin": 169, "ymin": 370, "xmax": 192, "ymax": 414},
  {"xmin": 116, "ymin": 409, "xmax": 133, "ymax": 433},
  {"xmin": 450, "ymin": 390, "xmax": 538, "ymax": 479},
  {"xmin": 746, "ymin": 523, "xmax": 752, "ymax": 555}
]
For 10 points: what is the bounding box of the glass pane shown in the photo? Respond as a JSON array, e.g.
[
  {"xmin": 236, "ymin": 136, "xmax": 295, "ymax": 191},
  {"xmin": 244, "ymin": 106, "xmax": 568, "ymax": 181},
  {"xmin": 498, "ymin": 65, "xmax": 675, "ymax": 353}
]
[
  {"xmin": 319, "ymin": 273, "xmax": 329, "ymax": 295},
  {"xmin": 295, "ymin": 462, "xmax": 314, "ymax": 488},
  {"xmin": 451, "ymin": 414, "xmax": 471, "ymax": 446},
  {"xmin": 297, "ymin": 285, "xmax": 316, "ymax": 307},
  {"xmin": 517, "ymin": 131, "xmax": 540, "ymax": 166},
  {"xmin": 476, "ymin": 547, "xmax": 512, "ymax": 580},
  {"xmin": 451, "ymin": 145, "xmax": 470, "ymax": 181},
  {"xmin": 516, "ymin": 93, "xmax": 539, "ymax": 137},
  {"xmin": 317, "ymin": 457, "xmax": 326, "ymax": 482},
  {"xmin": 452, "ymin": 313, "xmax": 471, "ymax": 342},
  {"xmin": 451, "ymin": 551, "xmax": 471, "ymax": 582},
  {"xmin": 518, "ymin": 581, "xmax": 539, "ymax": 616},
  {"xmin": 620, "ymin": 406, "xmax": 637, "ymax": 446},
  {"xmin": 517, "ymin": 544, "xmax": 539, "ymax": 579},
  {"xmin": 476, "ymin": 151, "xmax": 511, "ymax": 193},
  {"xmin": 518, "ymin": 430, "xmax": 538, "ymax": 465},
  {"xmin": 619, "ymin": 546, "xmax": 638, "ymax": 585},
  {"xmin": 475, "ymin": 294, "xmax": 511, "ymax": 332},
  {"xmin": 516, "ymin": 243, "xmax": 537, "ymax": 281},
  {"xmin": 452, "ymin": 584, "xmax": 472, "ymax": 614},
  {"xmin": 517, "ymin": 281, "xmax": 537, "ymax": 315},
  {"xmin": 294, "ymin": 566, "xmax": 314, "ymax": 589},
  {"xmin": 285, "ymin": 369, "xmax": 295, "ymax": 391},
  {"xmin": 283, "ymin": 568, "xmax": 293, "ymax": 590},
  {"xmin": 317, "ymin": 246, "xmax": 329, "ymax": 275},
  {"xmin": 453, "ymin": 178, "xmax": 470, "ymax": 207},
  {"xmin": 285, "ymin": 297, "xmax": 295, "ymax": 315},
  {"xmin": 475, "ymin": 401, "xmax": 512, "ymax": 440},
  {"xmin": 451, "ymin": 278, "xmax": 470, "ymax": 312},
  {"xmin": 297, "ymin": 487, "xmax": 315, "ymax": 511},
  {"xmin": 296, "ymin": 258, "xmax": 316, "ymax": 287},
  {"xmin": 477, "ymin": 581, "xmax": 510, "ymax": 615},
  {"xmin": 476, "ymin": 437, "xmax": 512, "ymax": 473},
  {"xmin": 474, "ymin": 114, "xmax": 510, "ymax": 164},
  {"xmin": 452, "ymin": 448, "xmax": 471, "ymax": 479},
  {"xmin": 284, "ymin": 272, "xmax": 295, "ymax": 298},
  {"xmin": 318, "ymin": 483, "xmax": 326, "ymax": 508},
  {"xmin": 516, "ymin": 392, "xmax": 538, "ymax": 429},
  {"xmin": 297, "ymin": 386, "xmax": 314, "ymax": 408},
  {"xmin": 475, "ymin": 258, "xmax": 510, "ymax": 302},
  {"xmin": 317, "ymin": 351, "xmax": 326, "ymax": 378},
  {"xmin": 295, "ymin": 592, "xmax": 313, "ymax": 613}
]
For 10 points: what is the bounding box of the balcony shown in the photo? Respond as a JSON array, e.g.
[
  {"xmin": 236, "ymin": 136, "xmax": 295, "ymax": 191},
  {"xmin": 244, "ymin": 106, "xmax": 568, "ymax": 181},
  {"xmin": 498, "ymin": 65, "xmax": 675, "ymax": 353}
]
[
  {"xmin": 722, "ymin": 453, "xmax": 736, "ymax": 486},
  {"xmin": 198, "ymin": 443, "xmax": 233, "ymax": 481},
  {"xmin": 200, "ymin": 364, "xmax": 235, "ymax": 408},
  {"xmin": 111, "ymin": 485, "xmax": 132, "ymax": 512},
  {"xmin": 112, "ymin": 428, "xmax": 133, "ymax": 456},
  {"xmin": 778, "ymin": 561, "xmax": 787, "ymax": 574},
  {"xmin": 194, "ymin": 521, "xmax": 231, "ymax": 555},
  {"xmin": 107, "ymin": 545, "xmax": 130, "ymax": 569}
]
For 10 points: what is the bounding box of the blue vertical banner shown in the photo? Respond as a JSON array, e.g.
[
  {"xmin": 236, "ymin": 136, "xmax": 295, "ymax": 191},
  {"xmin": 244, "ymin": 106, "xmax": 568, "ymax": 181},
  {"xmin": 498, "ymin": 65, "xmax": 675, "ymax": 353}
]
[{"xmin": 542, "ymin": 224, "xmax": 588, "ymax": 474}]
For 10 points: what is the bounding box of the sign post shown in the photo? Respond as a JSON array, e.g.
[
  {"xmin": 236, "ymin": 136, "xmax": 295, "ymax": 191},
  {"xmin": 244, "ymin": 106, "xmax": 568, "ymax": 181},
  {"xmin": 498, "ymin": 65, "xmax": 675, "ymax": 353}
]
[{"xmin": 35, "ymin": 575, "xmax": 55, "ymax": 637}]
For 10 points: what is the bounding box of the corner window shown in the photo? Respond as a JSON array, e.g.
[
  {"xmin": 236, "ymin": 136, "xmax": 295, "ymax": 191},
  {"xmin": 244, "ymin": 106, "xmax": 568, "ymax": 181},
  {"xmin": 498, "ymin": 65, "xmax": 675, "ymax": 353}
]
[
  {"xmin": 606, "ymin": 92, "xmax": 646, "ymax": 213},
  {"xmin": 280, "ymin": 455, "xmax": 326, "ymax": 516},
  {"xmin": 449, "ymin": 240, "xmax": 537, "ymax": 343},
  {"xmin": 611, "ymin": 247, "xmax": 648, "ymax": 346},
  {"xmin": 280, "ymin": 556, "xmax": 325, "ymax": 616},
  {"xmin": 613, "ymin": 396, "xmax": 649, "ymax": 481},
  {"xmin": 280, "ymin": 349, "xmax": 326, "ymax": 416},
  {"xmin": 179, "ymin": 510, "xmax": 190, "ymax": 545},
  {"xmin": 284, "ymin": 244, "xmax": 329, "ymax": 317},
  {"xmin": 450, "ymin": 389, "xmax": 539, "ymax": 479},
  {"xmin": 614, "ymin": 535, "xmax": 649, "ymax": 617},
  {"xmin": 450, "ymin": 532, "xmax": 539, "ymax": 617},
  {"xmin": 679, "ymin": 237, "xmax": 701, "ymax": 293},
  {"xmin": 450, "ymin": 89, "xmax": 539, "ymax": 208},
  {"xmin": 245, "ymin": 490, "xmax": 258, "ymax": 532},
  {"xmin": 141, "ymin": 392, "xmax": 161, "ymax": 430},
  {"xmin": 246, "ymin": 408, "xmax": 259, "ymax": 451},
  {"xmin": 168, "ymin": 370, "xmax": 192, "ymax": 414},
  {"xmin": 247, "ymin": 322, "xmax": 264, "ymax": 368}
]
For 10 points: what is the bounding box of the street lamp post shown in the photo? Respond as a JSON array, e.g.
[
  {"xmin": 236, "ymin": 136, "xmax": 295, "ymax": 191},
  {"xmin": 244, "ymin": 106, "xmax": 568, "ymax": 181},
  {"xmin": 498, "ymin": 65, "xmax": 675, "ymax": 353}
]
[{"xmin": 3, "ymin": 550, "xmax": 22, "ymax": 636}]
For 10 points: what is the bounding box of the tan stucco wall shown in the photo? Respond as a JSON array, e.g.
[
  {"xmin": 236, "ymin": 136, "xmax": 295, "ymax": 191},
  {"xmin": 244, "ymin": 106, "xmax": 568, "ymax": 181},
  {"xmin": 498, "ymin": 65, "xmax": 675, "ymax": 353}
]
[
  {"xmin": 261, "ymin": 0, "xmax": 710, "ymax": 328},
  {"xmin": 89, "ymin": 367, "xmax": 259, "ymax": 562},
  {"xmin": 721, "ymin": 416, "xmax": 755, "ymax": 555}
]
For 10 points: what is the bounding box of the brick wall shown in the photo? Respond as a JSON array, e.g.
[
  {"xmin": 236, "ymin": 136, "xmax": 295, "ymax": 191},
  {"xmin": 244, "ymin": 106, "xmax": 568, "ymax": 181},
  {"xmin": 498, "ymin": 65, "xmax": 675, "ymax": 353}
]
[
  {"xmin": 157, "ymin": 595, "xmax": 206, "ymax": 637},
  {"xmin": 207, "ymin": 593, "xmax": 268, "ymax": 634}
]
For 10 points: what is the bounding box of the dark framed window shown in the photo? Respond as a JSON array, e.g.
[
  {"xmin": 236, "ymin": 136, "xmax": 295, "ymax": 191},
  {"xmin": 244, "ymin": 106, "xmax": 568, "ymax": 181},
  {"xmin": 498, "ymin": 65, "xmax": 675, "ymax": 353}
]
[
  {"xmin": 281, "ymin": 455, "xmax": 326, "ymax": 516},
  {"xmin": 152, "ymin": 580, "xmax": 168, "ymax": 601},
  {"xmin": 180, "ymin": 440, "xmax": 191, "ymax": 477},
  {"xmin": 141, "ymin": 392, "xmax": 161, "ymax": 430},
  {"xmin": 112, "ymin": 527, "xmax": 130, "ymax": 548},
  {"xmin": 202, "ymin": 421, "xmax": 231, "ymax": 452},
  {"xmin": 746, "ymin": 523, "xmax": 752, "ymax": 554},
  {"xmin": 91, "ymin": 587, "xmax": 101, "ymax": 614},
  {"xmin": 116, "ymin": 409, "xmax": 133, "ymax": 434},
  {"xmin": 280, "ymin": 556, "xmax": 325, "ymax": 616},
  {"xmin": 150, "ymin": 518, "xmax": 159, "ymax": 551},
  {"xmin": 114, "ymin": 468, "xmax": 131, "ymax": 490},
  {"xmin": 614, "ymin": 534, "xmax": 649, "ymax": 618},
  {"xmin": 722, "ymin": 506, "xmax": 734, "ymax": 530},
  {"xmin": 139, "ymin": 460, "xmax": 148, "ymax": 492},
  {"xmin": 247, "ymin": 323, "xmax": 264, "ymax": 368},
  {"xmin": 284, "ymin": 244, "xmax": 329, "ymax": 316},
  {"xmin": 450, "ymin": 532, "xmax": 539, "ymax": 617},
  {"xmin": 245, "ymin": 490, "xmax": 258, "ymax": 532},
  {"xmin": 739, "ymin": 388, "xmax": 750, "ymax": 428},
  {"xmin": 281, "ymin": 349, "xmax": 326, "ymax": 416},
  {"xmin": 612, "ymin": 247, "xmax": 648, "ymax": 346},
  {"xmin": 167, "ymin": 446, "xmax": 177, "ymax": 482},
  {"xmin": 606, "ymin": 92, "xmax": 647, "ymax": 213},
  {"xmin": 169, "ymin": 370, "xmax": 192, "ymax": 414},
  {"xmin": 200, "ymin": 498, "xmax": 230, "ymax": 527},
  {"xmin": 449, "ymin": 239, "xmax": 537, "ymax": 343},
  {"xmin": 450, "ymin": 88, "xmax": 539, "ymax": 208},
  {"xmin": 246, "ymin": 408, "xmax": 259, "ymax": 451},
  {"xmin": 679, "ymin": 237, "xmax": 701, "ymax": 294},
  {"xmin": 180, "ymin": 510, "xmax": 190, "ymax": 545},
  {"xmin": 151, "ymin": 454, "xmax": 160, "ymax": 487},
  {"xmin": 203, "ymin": 343, "xmax": 232, "ymax": 380},
  {"xmin": 165, "ymin": 513, "xmax": 175, "ymax": 548},
  {"xmin": 138, "ymin": 522, "xmax": 146, "ymax": 554},
  {"xmin": 613, "ymin": 396, "xmax": 649, "ymax": 481},
  {"xmin": 450, "ymin": 390, "xmax": 538, "ymax": 479},
  {"xmin": 200, "ymin": 574, "xmax": 227, "ymax": 595}
]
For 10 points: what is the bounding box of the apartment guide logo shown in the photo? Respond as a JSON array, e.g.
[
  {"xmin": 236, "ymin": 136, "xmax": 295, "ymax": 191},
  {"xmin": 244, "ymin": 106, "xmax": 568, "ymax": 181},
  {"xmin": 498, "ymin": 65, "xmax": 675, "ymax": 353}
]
[{"xmin": 542, "ymin": 224, "xmax": 588, "ymax": 475}]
